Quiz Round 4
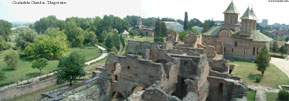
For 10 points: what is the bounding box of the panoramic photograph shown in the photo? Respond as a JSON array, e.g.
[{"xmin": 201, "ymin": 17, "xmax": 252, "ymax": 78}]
[{"xmin": 0, "ymin": 0, "xmax": 289, "ymax": 101}]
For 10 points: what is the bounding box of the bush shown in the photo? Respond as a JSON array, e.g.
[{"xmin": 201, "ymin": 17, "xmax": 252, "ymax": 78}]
[
  {"xmin": 154, "ymin": 37, "xmax": 165, "ymax": 43},
  {"xmin": 255, "ymin": 76, "xmax": 262, "ymax": 83},
  {"xmin": 270, "ymin": 53, "xmax": 287, "ymax": 59},
  {"xmin": 4, "ymin": 51, "xmax": 19, "ymax": 70},
  {"xmin": 278, "ymin": 90, "xmax": 289, "ymax": 100}
]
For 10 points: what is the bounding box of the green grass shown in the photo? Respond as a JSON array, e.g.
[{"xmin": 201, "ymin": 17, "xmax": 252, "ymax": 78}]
[
  {"xmin": 0, "ymin": 46, "xmax": 101, "ymax": 86},
  {"xmin": 247, "ymin": 90, "xmax": 256, "ymax": 101},
  {"xmin": 230, "ymin": 59, "xmax": 289, "ymax": 88},
  {"xmin": 266, "ymin": 92, "xmax": 279, "ymax": 101}
]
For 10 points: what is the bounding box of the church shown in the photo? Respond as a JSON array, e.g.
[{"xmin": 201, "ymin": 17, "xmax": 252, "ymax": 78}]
[{"xmin": 202, "ymin": 1, "xmax": 273, "ymax": 60}]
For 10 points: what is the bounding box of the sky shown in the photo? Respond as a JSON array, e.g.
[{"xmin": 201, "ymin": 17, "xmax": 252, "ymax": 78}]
[{"xmin": 0, "ymin": 0, "xmax": 288, "ymax": 24}]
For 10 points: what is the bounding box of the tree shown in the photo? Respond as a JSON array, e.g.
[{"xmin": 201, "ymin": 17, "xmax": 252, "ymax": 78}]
[
  {"xmin": 256, "ymin": 46, "xmax": 271, "ymax": 76},
  {"xmin": 285, "ymin": 37, "xmax": 289, "ymax": 41},
  {"xmin": 0, "ymin": 19, "xmax": 12, "ymax": 41},
  {"xmin": 24, "ymin": 35, "xmax": 68, "ymax": 59},
  {"xmin": 154, "ymin": 20, "xmax": 167, "ymax": 37},
  {"xmin": 202, "ymin": 20, "xmax": 216, "ymax": 32},
  {"xmin": 129, "ymin": 29, "xmax": 137, "ymax": 37},
  {"xmin": 4, "ymin": 51, "xmax": 19, "ymax": 70},
  {"xmin": 0, "ymin": 36, "xmax": 10, "ymax": 51},
  {"xmin": 57, "ymin": 52, "xmax": 86, "ymax": 86},
  {"xmin": 179, "ymin": 31, "xmax": 187, "ymax": 41},
  {"xmin": 279, "ymin": 45, "xmax": 288, "ymax": 56},
  {"xmin": 272, "ymin": 41, "xmax": 279, "ymax": 53},
  {"xmin": 34, "ymin": 15, "xmax": 64, "ymax": 34},
  {"xmin": 15, "ymin": 27, "xmax": 37, "ymax": 50},
  {"xmin": 105, "ymin": 30, "xmax": 121, "ymax": 51},
  {"xmin": 183, "ymin": 12, "xmax": 189, "ymax": 31},
  {"xmin": 83, "ymin": 31, "xmax": 97, "ymax": 45},
  {"xmin": 32, "ymin": 58, "xmax": 48, "ymax": 75},
  {"xmin": 189, "ymin": 18, "xmax": 203, "ymax": 28},
  {"xmin": 64, "ymin": 21, "xmax": 84, "ymax": 47}
]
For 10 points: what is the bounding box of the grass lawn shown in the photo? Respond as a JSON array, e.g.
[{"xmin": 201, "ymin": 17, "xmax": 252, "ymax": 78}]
[
  {"xmin": 266, "ymin": 92, "xmax": 278, "ymax": 101},
  {"xmin": 247, "ymin": 90, "xmax": 256, "ymax": 101},
  {"xmin": 230, "ymin": 59, "xmax": 289, "ymax": 89},
  {"xmin": 0, "ymin": 46, "xmax": 101, "ymax": 86}
]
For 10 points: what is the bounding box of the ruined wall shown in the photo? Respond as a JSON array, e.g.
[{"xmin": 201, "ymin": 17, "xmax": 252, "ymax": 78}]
[
  {"xmin": 208, "ymin": 58, "xmax": 230, "ymax": 73},
  {"xmin": 0, "ymin": 78, "xmax": 56, "ymax": 101},
  {"xmin": 207, "ymin": 76, "xmax": 247, "ymax": 101},
  {"xmin": 126, "ymin": 40, "xmax": 162, "ymax": 55},
  {"xmin": 104, "ymin": 54, "xmax": 167, "ymax": 98}
]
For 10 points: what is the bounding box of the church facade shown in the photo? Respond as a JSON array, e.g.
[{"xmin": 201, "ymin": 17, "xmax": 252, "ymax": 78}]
[{"xmin": 202, "ymin": 1, "xmax": 272, "ymax": 60}]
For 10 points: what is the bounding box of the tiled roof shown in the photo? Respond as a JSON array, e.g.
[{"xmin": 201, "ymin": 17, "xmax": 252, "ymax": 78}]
[
  {"xmin": 223, "ymin": 1, "xmax": 239, "ymax": 14},
  {"xmin": 233, "ymin": 31, "xmax": 273, "ymax": 42},
  {"xmin": 203, "ymin": 26, "xmax": 221, "ymax": 36},
  {"xmin": 241, "ymin": 7, "xmax": 258, "ymax": 20}
]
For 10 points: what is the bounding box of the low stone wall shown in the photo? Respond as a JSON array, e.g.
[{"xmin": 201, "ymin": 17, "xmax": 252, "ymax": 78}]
[
  {"xmin": 126, "ymin": 40, "xmax": 162, "ymax": 55},
  {"xmin": 0, "ymin": 78, "xmax": 57, "ymax": 101}
]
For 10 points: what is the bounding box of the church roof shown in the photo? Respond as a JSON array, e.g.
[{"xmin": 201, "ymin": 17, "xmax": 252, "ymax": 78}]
[
  {"xmin": 203, "ymin": 26, "xmax": 221, "ymax": 36},
  {"xmin": 232, "ymin": 31, "xmax": 273, "ymax": 42},
  {"xmin": 240, "ymin": 7, "xmax": 258, "ymax": 20},
  {"xmin": 223, "ymin": 1, "xmax": 239, "ymax": 14}
]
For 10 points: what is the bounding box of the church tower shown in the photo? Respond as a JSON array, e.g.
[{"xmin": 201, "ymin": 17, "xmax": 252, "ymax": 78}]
[
  {"xmin": 222, "ymin": 1, "xmax": 240, "ymax": 31},
  {"xmin": 240, "ymin": 7, "xmax": 258, "ymax": 37}
]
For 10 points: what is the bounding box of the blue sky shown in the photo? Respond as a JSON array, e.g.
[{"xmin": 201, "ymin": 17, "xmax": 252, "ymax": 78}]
[{"xmin": 0, "ymin": 0, "xmax": 288, "ymax": 24}]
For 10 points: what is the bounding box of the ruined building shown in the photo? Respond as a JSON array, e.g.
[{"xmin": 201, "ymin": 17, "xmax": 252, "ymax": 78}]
[
  {"xmin": 202, "ymin": 1, "xmax": 272, "ymax": 60},
  {"xmin": 64, "ymin": 31, "xmax": 248, "ymax": 101}
]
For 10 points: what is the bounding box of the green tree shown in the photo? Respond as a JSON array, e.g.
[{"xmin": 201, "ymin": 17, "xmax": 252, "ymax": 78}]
[
  {"xmin": 64, "ymin": 21, "xmax": 84, "ymax": 47},
  {"xmin": 83, "ymin": 31, "xmax": 97, "ymax": 45},
  {"xmin": 0, "ymin": 36, "xmax": 10, "ymax": 51},
  {"xmin": 202, "ymin": 20, "xmax": 216, "ymax": 33},
  {"xmin": 154, "ymin": 20, "xmax": 167, "ymax": 37},
  {"xmin": 34, "ymin": 15, "xmax": 64, "ymax": 34},
  {"xmin": 272, "ymin": 41, "xmax": 279, "ymax": 53},
  {"xmin": 57, "ymin": 52, "xmax": 86, "ymax": 86},
  {"xmin": 15, "ymin": 27, "xmax": 37, "ymax": 50},
  {"xmin": 129, "ymin": 29, "xmax": 137, "ymax": 37},
  {"xmin": 32, "ymin": 58, "xmax": 48, "ymax": 75},
  {"xmin": 179, "ymin": 31, "xmax": 187, "ymax": 41},
  {"xmin": 256, "ymin": 46, "xmax": 271, "ymax": 76},
  {"xmin": 0, "ymin": 19, "xmax": 12, "ymax": 41},
  {"xmin": 279, "ymin": 45, "xmax": 288, "ymax": 56},
  {"xmin": 4, "ymin": 51, "xmax": 19, "ymax": 70},
  {"xmin": 189, "ymin": 18, "xmax": 203, "ymax": 28},
  {"xmin": 24, "ymin": 35, "xmax": 68, "ymax": 59},
  {"xmin": 183, "ymin": 12, "xmax": 189, "ymax": 31}
]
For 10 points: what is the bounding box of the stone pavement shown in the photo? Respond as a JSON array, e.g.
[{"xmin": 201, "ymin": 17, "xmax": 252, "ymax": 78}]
[{"xmin": 270, "ymin": 57, "xmax": 289, "ymax": 78}]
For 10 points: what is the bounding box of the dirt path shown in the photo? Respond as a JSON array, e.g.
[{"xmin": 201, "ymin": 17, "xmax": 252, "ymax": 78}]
[
  {"xmin": 270, "ymin": 57, "xmax": 289, "ymax": 78},
  {"xmin": 85, "ymin": 44, "xmax": 108, "ymax": 65}
]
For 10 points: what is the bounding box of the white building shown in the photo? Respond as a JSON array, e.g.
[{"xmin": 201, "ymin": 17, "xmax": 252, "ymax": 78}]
[{"xmin": 164, "ymin": 21, "xmax": 184, "ymax": 32}]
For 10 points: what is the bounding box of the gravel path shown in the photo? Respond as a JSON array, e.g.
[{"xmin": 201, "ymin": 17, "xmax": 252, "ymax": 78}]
[
  {"xmin": 85, "ymin": 45, "xmax": 108, "ymax": 65},
  {"xmin": 270, "ymin": 57, "xmax": 289, "ymax": 78}
]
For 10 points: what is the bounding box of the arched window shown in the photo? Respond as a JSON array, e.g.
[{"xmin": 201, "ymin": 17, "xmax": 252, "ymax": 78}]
[{"xmin": 234, "ymin": 41, "xmax": 238, "ymax": 47}]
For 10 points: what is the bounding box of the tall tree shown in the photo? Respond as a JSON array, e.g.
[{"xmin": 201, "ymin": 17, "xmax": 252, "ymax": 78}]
[
  {"xmin": 57, "ymin": 52, "xmax": 86, "ymax": 86},
  {"xmin": 34, "ymin": 15, "xmax": 64, "ymax": 34},
  {"xmin": 202, "ymin": 20, "xmax": 216, "ymax": 32},
  {"xmin": 32, "ymin": 58, "xmax": 48, "ymax": 75},
  {"xmin": 183, "ymin": 12, "xmax": 189, "ymax": 31},
  {"xmin": 272, "ymin": 41, "xmax": 279, "ymax": 53},
  {"xmin": 256, "ymin": 46, "xmax": 271, "ymax": 76},
  {"xmin": 64, "ymin": 21, "xmax": 84, "ymax": 47},
  {"xmin": 0, "ymin": 20, "xmax": 12, "ymax": 41},
  {"xmin": 279, "ymin": 45, "xmax": 288, "ymax": 56},
  {"xmin": 154, "ymin": 20, "xmax": 167, "ymax": 37},
  {"xmin": 15, "ymin": 27, "xmax": 37, "ymax": 50}
]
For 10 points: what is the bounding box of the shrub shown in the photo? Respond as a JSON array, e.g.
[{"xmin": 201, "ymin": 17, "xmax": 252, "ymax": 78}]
[
  {"xmin": 4, "ymin": 51, "xmax": 19, "ymax": 70},
  {"xmin": 255, "ymin": 76, "xmax": 262, "ymax": 83},
  {"xmin": 154, "ymin": 37, "xmax": 165, "ymax": 43},
  {"xmin": 278, "ymin": 90, "xmax": 289, "ymax": 100}
]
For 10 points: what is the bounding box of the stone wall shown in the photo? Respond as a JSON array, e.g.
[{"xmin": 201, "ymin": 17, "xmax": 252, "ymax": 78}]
[
  {"xmin": 0, "ymin": 78, "xmax": 56, "ymax": 101},
  {"xmin": 126, "ymin": 40, "xmax": 162, "ymax": 55}
]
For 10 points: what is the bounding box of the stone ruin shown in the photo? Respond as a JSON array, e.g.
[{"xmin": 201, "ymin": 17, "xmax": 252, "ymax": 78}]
[{"xmin": 63, "ymin": 33, "xmax": 247, "ymax": 101}]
